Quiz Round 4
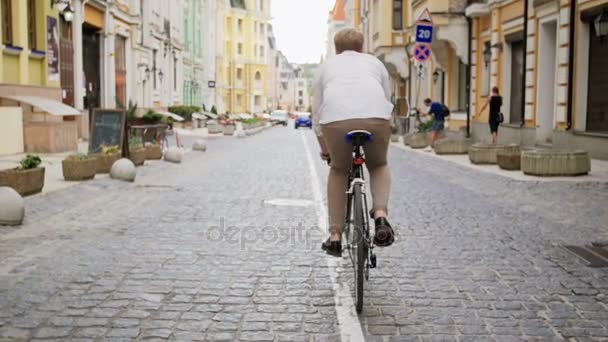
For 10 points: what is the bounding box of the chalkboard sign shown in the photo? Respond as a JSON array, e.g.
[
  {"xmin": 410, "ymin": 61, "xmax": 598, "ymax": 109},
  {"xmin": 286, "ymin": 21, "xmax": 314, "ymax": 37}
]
[{"xmin": 89, "ymin": 109, "xmax": 126, "ymax": 154}]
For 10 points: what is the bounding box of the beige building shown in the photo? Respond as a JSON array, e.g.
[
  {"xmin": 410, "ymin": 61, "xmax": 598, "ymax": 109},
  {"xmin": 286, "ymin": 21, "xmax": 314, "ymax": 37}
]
[{"xmin": 467, "ymin": 0, "xmax": 608, "ymax": 159}]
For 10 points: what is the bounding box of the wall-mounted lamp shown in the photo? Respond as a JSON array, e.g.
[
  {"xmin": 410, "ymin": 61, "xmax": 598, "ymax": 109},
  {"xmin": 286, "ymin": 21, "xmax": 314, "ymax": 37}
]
[
  {"xmin": 595, "ymin": 10, "xmax": 608, "ymax": 38},
  {"xmin": 483, "ymin": 44, "xmax": 492, "ymax": 67},
  {"xmin": 144, "ymin": 67, "xmax": 151, "ymax": 81},
  {"xmin": 51, "ymin": 0, "xmax": 74, "ymax": 22},
  {"xmin": 432, "ymin": 70, "xmax": 440, "ymax": 83},
  {"xmin": 158, "ymin": 69, "xmax": 164, "ymax": 83}
]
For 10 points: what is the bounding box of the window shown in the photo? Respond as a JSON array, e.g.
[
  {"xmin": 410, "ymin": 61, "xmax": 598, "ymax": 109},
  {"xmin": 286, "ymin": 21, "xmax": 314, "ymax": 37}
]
[
  {"xmin": 237, "ymin": 68, "xmax": 243, "ymax": 80},
  {"xmin": 299, "ymin": 99, "xmax": 303, "ymax": 105},
  {"xmin": 1, "ymin": 0, "xmax": 12, "ymax": 45},
  {"xmin": 238, "ymin": 19, "xmax": 243, "ymax": 33},
  {"xmin": 393, "ymin": 0, "xmax": 403, "ymax": 31},
  {"xmin": 27, "ymin": 0, "xmax": 37, "ymax": 49},
  {"xmin": 299, "ymin": 90, "xmax": 303, "ymax": 96},
  {"xmin": 259, "ymin": 0, "xmax": 264, "ymax": 11},
  {"xmin": 237, "ymin": 43, "xmax": 243, "ymax": 55},
  {"xmin": 255, "ymin": 71, "xmax": 262, "ymax": 81},
  {"xmin": 237, "ymin": 94, "xmax": 243, "ymax": 105},
  {"xmin": 586, "ymin": 21, "xmax": 608, "ymax": 132},
  {"xmin": 260, "ymin": 23, "xmax": 264, "ymax": 36},
  {"xmin": 260, "ymin": 46, "xmax": 265, "ymax": 58},
  {"xmin": 115, "ymin": 36, "xmax": 127, "ymax": 107},
  {"xmin": 254, "ymin": 95, "xmax": 261, "ymax": 106}
]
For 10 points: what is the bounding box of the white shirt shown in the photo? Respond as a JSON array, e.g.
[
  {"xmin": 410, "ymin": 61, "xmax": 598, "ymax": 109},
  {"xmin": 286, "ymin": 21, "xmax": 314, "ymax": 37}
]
[{"xmin": 312, "ymin": 51, "xmax": 394, "ymax": 135}]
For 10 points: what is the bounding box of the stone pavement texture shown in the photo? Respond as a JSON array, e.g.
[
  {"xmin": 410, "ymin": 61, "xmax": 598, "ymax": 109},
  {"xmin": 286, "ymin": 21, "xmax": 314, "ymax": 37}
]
[{"xmin": 0, "ymin": 126, "xmax": 607, "ymax": 341}]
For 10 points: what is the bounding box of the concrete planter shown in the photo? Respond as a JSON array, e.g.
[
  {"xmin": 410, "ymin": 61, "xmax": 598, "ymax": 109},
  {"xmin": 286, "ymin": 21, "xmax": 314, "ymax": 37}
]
[
  {"xmin": 62, "ymin": 157, "xmax": 97, "ymax": 181},
  {"xmin": 223, "ymin": 125, "xmax": 236, "ymax": 136},
  {"xmin": 408, "ymin": 133, "xmax": 429, "ymax": 149},
  {"xmin": 207, "ymin": 122, "xmax": 222, "ymax": 134},
  {"xmin": 468, "ymin": 144, "xmax": 519, "ymax": 165},
  {"xmin": 434, "ymin": 138, "xmax": 473, "ymax": 155},
  {"xmin": 95, "ymin": 153, "xmax": 121, "ymax": 174},
  {"xmin": 145, "ymin": 144, "xmax": 163, "ymax": 160},
  {"xmin": 129, "ymin": 148, "xmax": 146, "ymax": 166},
  {"xmin": 390, "ymin": 135, "xmax": 400, "ymax": 143},
  {"xmin": 521, "ymin": 150, "xmax": 591, "ymax": 176},
  {"xmin": 403, "ymin": 133, "xmax": 414, "ymax": 146},
  {"xmin": 0, "ymin": 167, "xmax": 45, "ymax": 196},
  {"xmin": 497, "ymin": 149, "xmax": 522, "ymax": 171}
]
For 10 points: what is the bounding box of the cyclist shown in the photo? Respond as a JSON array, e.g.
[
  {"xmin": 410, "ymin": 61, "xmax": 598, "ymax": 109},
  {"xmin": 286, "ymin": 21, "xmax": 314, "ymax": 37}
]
[{"xmin": 312, "ymin": 28, "xmax": 395, "ymax": 257}]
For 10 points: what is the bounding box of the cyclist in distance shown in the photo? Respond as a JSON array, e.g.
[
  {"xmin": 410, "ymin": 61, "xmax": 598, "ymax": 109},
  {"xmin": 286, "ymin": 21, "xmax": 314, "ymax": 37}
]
[{"xmin": 312, "ymin": 28, "xmax": 396, "ymax": 257}]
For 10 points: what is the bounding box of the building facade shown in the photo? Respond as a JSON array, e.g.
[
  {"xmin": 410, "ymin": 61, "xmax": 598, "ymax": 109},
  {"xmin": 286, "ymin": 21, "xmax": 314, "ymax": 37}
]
[
  {"xmin": 217, "ymin": 0, "xmax": 271, "ymax": 114},
  {"xmin": 467, "ymin": 0, "xmax": 608, "ymax": 159},
  {"xmin": 183, "ymin": 0, "xmax": 204, "ymax": 107}
]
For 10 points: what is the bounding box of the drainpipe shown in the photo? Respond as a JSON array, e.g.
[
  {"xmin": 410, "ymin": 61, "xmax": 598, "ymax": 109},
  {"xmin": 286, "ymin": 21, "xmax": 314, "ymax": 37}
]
[
  {"xmin": 520, "ymin": 0, "xmax": 529, "ymax": 127},
  {"xmin": 566, "ymin": 0, "xmax": 576, "ymax": 130},
  {"xmin": 466, "ymin": 16, "xmax": 472, "ymax": 138}
]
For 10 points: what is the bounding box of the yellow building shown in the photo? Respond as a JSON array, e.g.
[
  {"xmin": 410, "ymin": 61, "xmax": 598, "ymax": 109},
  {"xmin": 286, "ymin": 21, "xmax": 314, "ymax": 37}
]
[
  {"xmin": 467, "ymin": 0, "xmax": 608, "ymax": 159},
  {"xmin": 355, "ymin": 0, "xmax": 469, "ymax": 130},
  {"xmin": 0, "ymin": 0, "xmax": 81, "ymax": 154},
  {"xmin": 217, "ymin": 0, "xmax": 271, "ymax": 114}
]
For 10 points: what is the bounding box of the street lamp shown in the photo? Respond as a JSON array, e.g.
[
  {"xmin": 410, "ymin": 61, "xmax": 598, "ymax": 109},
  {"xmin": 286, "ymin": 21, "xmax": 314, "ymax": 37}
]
[
  {"xmin": 62, "ymin": 4, "xmax": 74, "ymax": 22},
  {"xmin": 483, "ymin": 44, "xmax": 492, "ymax": 67},
  {"xmin": 595, "ymin": 11, "xmax": 608, "ymax": 38},
  {"xmin": 144, "ymin": 67, "xmax": 151, "ymax": 81},
  {"xmin": 432, "ymin": 70, "xmax": 440, "ymax": 83},
  {"xmin": 51, "ymin": 0, "xmax": 69, "ymax": 11},
  {"xmin": 158, "ymin": 69, "xmax": 164, "ymax": 83}
]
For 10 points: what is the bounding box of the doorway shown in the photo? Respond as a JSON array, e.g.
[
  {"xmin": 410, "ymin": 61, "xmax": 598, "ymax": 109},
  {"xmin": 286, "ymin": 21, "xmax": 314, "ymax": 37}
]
[
  {"xmin": 509, "ymin": 40, "xmax": 525, "ymax": 124},
  {"xmin": 536, "ymin": 20, "xmax": 557, "ymax": 143},
  {"xmin": 82, "ymin": 25, "xmax": 101, "ymax": 112}
]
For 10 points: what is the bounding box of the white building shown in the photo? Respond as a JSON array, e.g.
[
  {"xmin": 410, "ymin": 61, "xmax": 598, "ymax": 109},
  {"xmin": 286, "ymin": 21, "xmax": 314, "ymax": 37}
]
[{"xmin": 201, "ymin": 0, "xmax": 218, "ymax": 110}]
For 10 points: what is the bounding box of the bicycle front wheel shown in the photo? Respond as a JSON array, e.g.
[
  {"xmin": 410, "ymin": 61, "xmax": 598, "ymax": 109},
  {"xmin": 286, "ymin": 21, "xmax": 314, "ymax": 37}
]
[{"xmin": 352, "ymin": 183, "xmax": 367, "ymax": 313}]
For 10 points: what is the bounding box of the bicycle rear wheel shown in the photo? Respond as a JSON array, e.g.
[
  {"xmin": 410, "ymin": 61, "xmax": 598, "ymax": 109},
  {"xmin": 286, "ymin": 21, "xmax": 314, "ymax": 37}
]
[{"xmin": 352, "ymin": 183, "xmax": 367, "ymax": 313}]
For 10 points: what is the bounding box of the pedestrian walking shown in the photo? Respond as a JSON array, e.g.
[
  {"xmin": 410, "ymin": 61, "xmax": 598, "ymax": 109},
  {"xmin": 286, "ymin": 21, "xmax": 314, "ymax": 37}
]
[
  {"xmin": 417, "ymin": 98, "xmax": 448, "ymax": 147},
  {"xmin": 478, "ymin": 87, "xmax": 503, "ymax": 143}
]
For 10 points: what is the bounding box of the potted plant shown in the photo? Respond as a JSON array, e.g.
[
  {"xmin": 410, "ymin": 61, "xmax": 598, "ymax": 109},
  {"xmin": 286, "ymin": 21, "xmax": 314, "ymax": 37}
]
[
  {"xmin": 390, "ymin": 126, "xmax": 400, "ymax": 142},
  {"xmin": 62, "ymin": 154, "xmax": 97, "ymax": 181},
  {"xmin": 0, "ymin": 154, "xmax": 45, "ymax": 196},
  {"xmin": 408, "ymin": 119, "xmax": 432, "ymax": 149},
  {"xmin": 144, "ymin": 142, "xmax": 163, "ymax": 160},
  {"xmin": 95, "ymin": 145, "xmax": 121, "ymax": 174},
  {"xmin": 129, "ymin": 136, "xmax": 146, "ymax": 166}
]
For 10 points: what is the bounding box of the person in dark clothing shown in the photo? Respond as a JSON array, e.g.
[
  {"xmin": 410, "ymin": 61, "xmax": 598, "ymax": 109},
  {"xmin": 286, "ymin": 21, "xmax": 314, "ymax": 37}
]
[
  {"xmin": 478, "ymin": 87, "xmax": 503, "ymax": 143},
  {"xmin": 417, "ymin": 98, "xmax": 446, "ymax": 147}
]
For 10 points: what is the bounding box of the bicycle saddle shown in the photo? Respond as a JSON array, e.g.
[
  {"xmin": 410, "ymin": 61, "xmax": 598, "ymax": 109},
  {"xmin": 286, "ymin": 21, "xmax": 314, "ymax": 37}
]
[{"xmin": 345, "ymin": 130, "xmax": 373, "ymax": 144}]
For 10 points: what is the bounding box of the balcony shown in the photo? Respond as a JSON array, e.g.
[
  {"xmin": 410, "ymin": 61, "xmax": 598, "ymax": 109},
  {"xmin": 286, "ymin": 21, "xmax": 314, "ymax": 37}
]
[{"xmin": 465, "ymin": 0, "xmax": 490, "ymax": 18}]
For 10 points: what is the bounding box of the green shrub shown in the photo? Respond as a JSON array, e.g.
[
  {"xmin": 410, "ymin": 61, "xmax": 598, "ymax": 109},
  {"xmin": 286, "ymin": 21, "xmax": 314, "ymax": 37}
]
[
  {"xmin": 19, "ymin": 155, "xmax": 42, "ymax": 170},
  {"xmin": 142, "ymin": 110, "xmax": 163, "ymax": 123},
  {"xmin": 127, "ymin": 100, "xmax": 138, "ymax": 121},
  {"xmin": 419, "ymin": 119, "xmax": 434, "ymax": 133},
  {"xmin": 210, "ymin": 105, "xmax": 218, "ymax": 115},
  {"xmin": 129, "ymin": 136, "xmax": 144, "ymax": 149},
  {"xmin": 167, "ymin": 105, "xmax": 201, "ymax": 121},
  {"xmin": 66, "ymin": 153, "xmax": 93, "ymax": 161}
]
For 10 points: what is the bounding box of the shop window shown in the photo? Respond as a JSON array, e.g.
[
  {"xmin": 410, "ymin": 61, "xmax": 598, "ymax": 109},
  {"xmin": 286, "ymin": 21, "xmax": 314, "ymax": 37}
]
[
  {"xmin": 393, "ymin": 0, "xmax": 403, "ymax": 31},
  {"xmin": 115, "ymin": 35, "xmax": 127, "ymax": 108},
  {"xmin": 1, "ymin": 0, "xmax": 12, "ymax": 45},
  {"xmin": 481, "ymin": 42, "xmax": 491, "ymax": 96},
  {"xmin": 237, "ymin": 43, "xmax": 243, "ymax": 55},
  {"xmin": 586, "ymin": 21, "xmax": 608, "ymax": 132},
  {"xmin": 457, "ymin": 60, "xmax": 467, "ymax": 111},
  {"xmin": 27, "ymin": 0, "xmax": 37, "ymax": 49}
]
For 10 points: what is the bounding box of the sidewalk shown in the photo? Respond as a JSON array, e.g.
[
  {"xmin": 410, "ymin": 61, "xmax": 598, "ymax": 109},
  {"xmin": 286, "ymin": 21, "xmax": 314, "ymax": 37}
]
[
  {"xmin": 0, "ymin": 151, "xmax": 109, "ymax": 197},
  {"xmin": 392, "ymin": 138, "xmax": 608, "ymax": 183}
]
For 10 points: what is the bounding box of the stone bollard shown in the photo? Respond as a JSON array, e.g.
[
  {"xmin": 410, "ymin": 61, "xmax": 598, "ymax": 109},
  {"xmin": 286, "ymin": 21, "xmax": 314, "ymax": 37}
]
[
  {"xmin": 193, "ymin": 139, "xmax": 207, "ymax": 152},
  {"xmin": 434, "ymin": 138, "xmax": 473, "ymax": 155},
  {"xmin": 110, "ymin": 158, "xmax": 137, "ymax": 182},
  {"xmin": 164, "ymin": 147, "xmax": 183, "ymax": 163},
  {"xmin": 0, "ymin": 187, "xmax": 25, "ymax": 226}
]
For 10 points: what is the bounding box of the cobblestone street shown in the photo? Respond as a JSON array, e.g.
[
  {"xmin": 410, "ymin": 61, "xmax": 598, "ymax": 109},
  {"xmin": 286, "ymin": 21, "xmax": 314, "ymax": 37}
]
[{"xmin": 1, "ymin": 127, "xmax": 607, "ymax": 341}]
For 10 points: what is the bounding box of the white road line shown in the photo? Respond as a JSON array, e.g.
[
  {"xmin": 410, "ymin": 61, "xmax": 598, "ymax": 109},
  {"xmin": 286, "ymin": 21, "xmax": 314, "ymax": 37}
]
[{"xmin": 300, "ymin": 131, "xmax": 365, "ymax": 342}]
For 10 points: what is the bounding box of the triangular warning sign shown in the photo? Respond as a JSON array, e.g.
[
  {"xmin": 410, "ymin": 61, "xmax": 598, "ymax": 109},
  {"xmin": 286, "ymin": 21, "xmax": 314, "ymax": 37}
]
[{"xmin": 417, "ymin": 8, "xmax": 433, "ymax": 24}]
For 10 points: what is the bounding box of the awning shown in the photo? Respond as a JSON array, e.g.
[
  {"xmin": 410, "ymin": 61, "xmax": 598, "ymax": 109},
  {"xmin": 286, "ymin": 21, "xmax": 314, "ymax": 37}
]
[
  {"xmin": 155, "ymin": 110, "xmax": 185, "ymax": 122},
  {"xmin": 1, "ymin": 95, "xmax": 81, "ymax": 116},
  {"xmin": 203, "ymin": 112, "xmax": 218, "ymax": 119},
  {"xmin": 192, "ymin": 113, "xmax": 206, "ymax": 120}
]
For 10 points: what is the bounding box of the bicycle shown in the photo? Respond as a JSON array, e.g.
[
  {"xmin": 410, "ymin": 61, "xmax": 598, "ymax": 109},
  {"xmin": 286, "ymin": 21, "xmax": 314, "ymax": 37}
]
[{"xmin": 342, "ymin": 130, "xmax": 377, "ymax": 313}]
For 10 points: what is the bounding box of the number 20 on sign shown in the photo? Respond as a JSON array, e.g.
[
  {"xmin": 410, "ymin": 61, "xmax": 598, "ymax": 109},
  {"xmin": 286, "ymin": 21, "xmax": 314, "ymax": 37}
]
[{"xmin": 416, "ymin": 24, "xmax": 433, "ymax": 44}]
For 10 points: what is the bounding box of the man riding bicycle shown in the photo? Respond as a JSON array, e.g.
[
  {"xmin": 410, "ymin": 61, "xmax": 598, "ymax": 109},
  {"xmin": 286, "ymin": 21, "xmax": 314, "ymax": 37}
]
[{"xmin": 313, "ymin": 28, "xmax": 395, "ymax": 257}]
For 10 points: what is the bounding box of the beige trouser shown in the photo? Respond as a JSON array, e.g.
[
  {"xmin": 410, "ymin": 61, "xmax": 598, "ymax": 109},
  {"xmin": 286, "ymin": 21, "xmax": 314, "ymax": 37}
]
[{"xmin": 321, "ymin": 118, "xmax": 392, "ymax": 236}]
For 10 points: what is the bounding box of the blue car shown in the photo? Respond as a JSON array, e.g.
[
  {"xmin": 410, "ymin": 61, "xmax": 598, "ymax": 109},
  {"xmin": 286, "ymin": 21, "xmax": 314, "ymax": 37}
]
[{"xmin": 294, "ymin": 113, "xmax": 312, "ymax": 129}]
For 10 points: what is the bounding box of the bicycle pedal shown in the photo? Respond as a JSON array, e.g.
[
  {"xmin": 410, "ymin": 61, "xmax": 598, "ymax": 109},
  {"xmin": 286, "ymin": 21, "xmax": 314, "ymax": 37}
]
[{"xmin": 370, "ymin": 254, "xmax": 377, "ymax": 268}]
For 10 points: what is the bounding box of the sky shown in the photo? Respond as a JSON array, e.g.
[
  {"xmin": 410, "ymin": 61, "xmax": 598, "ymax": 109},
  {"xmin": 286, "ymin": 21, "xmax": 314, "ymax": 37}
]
[{"xmin": 271, "ymin": 0, "xmax": 336, "ymax": 64}]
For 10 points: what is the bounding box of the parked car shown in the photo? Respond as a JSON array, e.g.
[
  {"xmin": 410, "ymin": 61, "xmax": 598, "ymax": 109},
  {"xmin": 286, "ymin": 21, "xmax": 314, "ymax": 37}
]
[
  {"xmin": 294, "ymin": 112, "xmax": 312, "ymax": 129},
  {"xmin": 270, "ymin": 110, "xmax": 289, "ymax": 126}
]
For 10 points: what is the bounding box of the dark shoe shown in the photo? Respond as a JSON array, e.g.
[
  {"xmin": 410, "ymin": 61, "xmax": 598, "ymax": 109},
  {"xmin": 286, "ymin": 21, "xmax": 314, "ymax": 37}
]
[
  {"xmin": 374, "ymin": 217, "xmax": 395, "ymax": 247},
  {"xmin": 321, "ymin": 239, "xmax": 342, "ymax": 257}
]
